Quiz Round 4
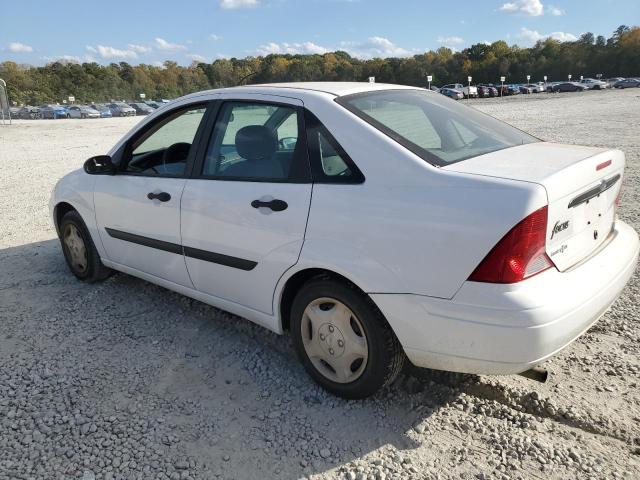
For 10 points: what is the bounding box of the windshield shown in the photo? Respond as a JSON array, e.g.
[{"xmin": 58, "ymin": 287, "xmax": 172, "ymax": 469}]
[{"xmin": 336, "ymin": 90, "xmax": 538, "ymax": 166}]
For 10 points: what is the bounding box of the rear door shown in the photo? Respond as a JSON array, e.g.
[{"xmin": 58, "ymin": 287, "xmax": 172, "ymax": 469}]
[{"xmin": 181, "ymin": 94, "xmax": 312, "ymax": 314}]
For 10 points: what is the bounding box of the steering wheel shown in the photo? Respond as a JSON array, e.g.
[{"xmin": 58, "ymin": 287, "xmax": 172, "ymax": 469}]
[{"xmin": 161, "ymin": 142, "xmax": 191, "ymax": 173}]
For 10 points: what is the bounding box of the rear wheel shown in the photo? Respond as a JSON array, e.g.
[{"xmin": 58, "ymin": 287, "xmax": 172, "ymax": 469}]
[
  {"xmin": 290, "ymin": 277, "xmax": 405, "ymax": 399},
  {"xmin": 59, "ymin": 210, "xmax": 112, "ymax": 282}
]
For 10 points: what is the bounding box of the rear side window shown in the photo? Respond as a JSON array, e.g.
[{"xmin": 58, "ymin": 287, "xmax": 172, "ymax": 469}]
[
  {"xmin": 305, "ymin": 110, "xmax": 364, "ymax": 184},
  {"xmin": 337, "ymin": 90, "xmax": 538, "ymax": 166}
]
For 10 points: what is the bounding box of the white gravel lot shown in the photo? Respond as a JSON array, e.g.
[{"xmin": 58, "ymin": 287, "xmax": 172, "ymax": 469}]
[{"xmin": 1, "ymin": 89, "xmax": 639, "ymax": 480}]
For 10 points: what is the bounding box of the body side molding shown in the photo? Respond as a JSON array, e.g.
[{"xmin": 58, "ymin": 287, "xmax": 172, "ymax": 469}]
[{"xmin": 104, "ymin": 228, "xmax": 257, "ymax": 271}]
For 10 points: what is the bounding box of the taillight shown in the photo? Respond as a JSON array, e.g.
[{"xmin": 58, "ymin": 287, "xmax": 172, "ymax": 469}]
[{"xmin": 468, "ymin": 206, "xmax": 553, "ymax": 283}]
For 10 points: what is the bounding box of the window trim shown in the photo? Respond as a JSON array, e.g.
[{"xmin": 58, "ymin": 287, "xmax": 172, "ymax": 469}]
[
  {"xmin": 114, "ymin": 101, "xmax": 213, "ymax": 179},
  {"xmin": 192, "ymin": 99, "xmax": 311, "ymax": 184},
  {"xmin": 304, "ymin": 109, "xmax": 364, "ymax": 185}
]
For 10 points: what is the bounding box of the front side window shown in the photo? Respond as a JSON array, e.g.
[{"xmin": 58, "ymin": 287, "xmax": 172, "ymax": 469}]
[
  {"xmin": 202, "ymin": 102, "xmax": 307, "ymax": 181},
  {"xmin": 337, "ymin": 90, "xmax": 538, "ymax": 166},
  {"xmin": 123, "ymin": 104, "xmax": 206, "ymax": 176}
]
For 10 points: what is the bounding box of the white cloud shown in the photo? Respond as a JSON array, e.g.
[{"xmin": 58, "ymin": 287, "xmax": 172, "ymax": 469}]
[
  {"xmin": 7, "ymin": 42, "xmax": 33, "ymax": 53},
  {"xmin": 500, "ymin": 0, "xmax": 544, "ymax": 16},
  {"xmin": 548, "ymin": 31, "xmax": 577, "ymax": 42},
  {"xmin": 154, "ymin": 38, "xmax": 187, "ymax": 52},
  {"xmin": 43, "ymin": 55, "xmax": 82, "ymax": 64},
  {"xmin": 256, "ymin": 41, "xmax": 328, "ymax": 56},
  {"xmin": 210, "ymin": 34, "xmax": 222, "ymax": 41},
  {"xmin": 90, "ymin": 45, "xmax": 138, "ymax": 59},
  {"xmin": 220, "ymin": 0, "xmax": 259, "ymax": 9},
  {"xmin": 341, "ymin": 36, "xmax": 411, "ymax": 58},
  {"xmin": 437, "ymin": 36, "xmax": 464, "ymax": 48},
  {"xmin": 547, "ymin": 5, "xmax": 564, "ymax": 15},
  {"xmin": 518, "ymin": 27, "xmax": 577, "ymax": 44},
  {"xmin": 128, "ymin": 44, "xmax": 152, "ymax": 54},
  {"xmin": 187, "ymin": 54, "xmax": 207, "ymax": 62}
]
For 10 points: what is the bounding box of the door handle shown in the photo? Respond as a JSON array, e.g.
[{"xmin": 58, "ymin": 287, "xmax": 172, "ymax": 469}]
[
  {"xmin": 147, "ymin": 192, "xmax": 171, "ymax": 202},
  {"xmin": 251, "ymin": 199, "xmax": 288, "ymax": 212}
]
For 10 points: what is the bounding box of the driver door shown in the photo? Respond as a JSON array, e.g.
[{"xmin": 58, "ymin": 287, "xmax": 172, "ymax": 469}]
[{"xmin": 94, "ymin": 102, "xmax": 210, "ymax": 286}]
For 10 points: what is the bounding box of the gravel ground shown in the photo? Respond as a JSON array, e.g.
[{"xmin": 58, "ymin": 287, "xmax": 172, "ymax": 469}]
[{"xmin": 1, "ymin": 89, "xmax": 639, "ymax": 480}]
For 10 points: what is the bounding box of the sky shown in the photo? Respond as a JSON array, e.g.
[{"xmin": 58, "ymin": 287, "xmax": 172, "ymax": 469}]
[{"xmin": 1, "ymin": 0, "xmax": 638, "ymax": 66}]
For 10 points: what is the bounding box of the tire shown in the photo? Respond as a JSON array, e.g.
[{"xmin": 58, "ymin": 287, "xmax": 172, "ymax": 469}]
[
  {"xmin": 58, "ymin": 210, "xmax": 112, "ymax": 282},
  {"xmin": 290, "ymin": 277, "xmax": 405, "ymax": 399}
]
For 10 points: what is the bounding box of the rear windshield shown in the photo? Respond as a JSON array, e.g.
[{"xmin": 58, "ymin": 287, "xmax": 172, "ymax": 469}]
[{"xmin": 336, "ymin": 89, "xmax": 538, "ymax": 166}]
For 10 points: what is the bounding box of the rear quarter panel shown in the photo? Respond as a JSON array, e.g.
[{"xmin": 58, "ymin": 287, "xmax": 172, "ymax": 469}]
[{"xmin": 297, "ymin": 93, "xmax": 548, "ymax": 299}]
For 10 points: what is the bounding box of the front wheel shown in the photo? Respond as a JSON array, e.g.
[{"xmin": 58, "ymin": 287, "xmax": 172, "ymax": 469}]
[
  {"xmin": 59, "ymin": 210, "xmax": 112, "ymax": 282},
  {"xmin": 290, "ymin": 277, "xmax": 405, "ymax": 399}
]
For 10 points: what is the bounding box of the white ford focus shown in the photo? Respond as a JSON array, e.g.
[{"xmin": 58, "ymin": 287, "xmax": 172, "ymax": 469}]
[{"xmin": 50, "ymin": 83, "xmax": 639, "ymax": 398}]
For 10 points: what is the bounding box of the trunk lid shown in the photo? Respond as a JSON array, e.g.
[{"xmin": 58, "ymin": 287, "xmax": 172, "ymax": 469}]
[{"xmin": 444, "ymin": 142, "xmax": 624, "ymax": 271}]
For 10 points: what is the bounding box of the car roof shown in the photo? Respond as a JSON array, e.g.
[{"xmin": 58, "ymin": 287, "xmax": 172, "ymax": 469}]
[{"xmin": 183, "ymin": 82, "xmax": 421, "ymax": 100}]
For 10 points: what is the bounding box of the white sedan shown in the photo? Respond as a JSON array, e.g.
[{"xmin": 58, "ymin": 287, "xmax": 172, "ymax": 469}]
[{"xmin": 50, "ymin": 82, "xmax": 639, "ymax": 398}]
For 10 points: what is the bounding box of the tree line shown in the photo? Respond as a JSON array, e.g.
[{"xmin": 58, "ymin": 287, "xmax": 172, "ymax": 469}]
[{"xmin": 1, "ymin": 25, "xmax": 638, "ymax": 106}]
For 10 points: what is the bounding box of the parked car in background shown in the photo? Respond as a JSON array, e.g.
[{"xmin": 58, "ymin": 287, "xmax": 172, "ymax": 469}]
[
  {"xmin": 144, "ymin": 101, "xmax": 163, "ymax": 109},
  {"xmin": 504, "ymin": 85, "xmax": 521, "ymax": 95},
  {"xmin": 442, "ymin": 83, "xmax": 478, "ymax": 98},
  {"xmin": 547, "ymin": 82, "xmax": 561, "ymax": 92},
  {"xmin": 607, "ymin": 77, "xmax": 626, "ymax": 87},
  {"xmin": 40, "ymin": 105, "xmax": 68, "ymax": 119},
  {"xmin": 552, "ymin": 82, "xmax": 588, "ymax": 92},
  {"xmin": 517, "ymin": 84, "xmax": 533, "ymax": 94},
  {"xmin": 524, "ymin": 84, "xmax": 543, "ymax": 93},
  {"xmin": 129, "ymin": 102, "xmax": 155, "ymax": 115},
  {"xmin": 440, "ymin": 87, "xmax": 464, "ymax": 100},
  {"xmin": 67, "ymin": 105, "xmax": 100, "ymax": 119},
  {"xmin": 476, "ymin": 85, "xmax": 491, "ymax": 98},
  {"xmin": 90, "ymin": 104, "xmax": 113, "ymax": 118},
  {"xmin": 9, "ymin": 106, "xmax": 21, "ymax": 117},
  {"xmin": 16, "ymin": 106, "xmax": 41, "ymax": 119},
  {"xmin": 51, "ymin": 82, "xmax": 639, "ymax": 399},
  {"xmin": 613, "ymin": 78, "xmax": 640, "ymax": 89},
  {"xmin": 107, "ymin": 102, "xmax": 136, "ymax": 117},
  {"xmin": 536, "ymin": 82, "xmax": 551, "ymax": 92},
  {"xmin": 580, "ymin": 78, "xmax": 609, "ymax": 90}
]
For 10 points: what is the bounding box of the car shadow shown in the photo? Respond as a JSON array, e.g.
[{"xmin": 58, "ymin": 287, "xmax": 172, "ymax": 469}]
[{"xmin": 0, "ymin": 238, "xmax": 473, "ymax": 480}]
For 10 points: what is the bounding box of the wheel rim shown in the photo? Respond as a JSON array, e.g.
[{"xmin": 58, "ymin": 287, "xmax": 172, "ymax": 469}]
[
  {"xmin": 63, "ymin": 224, "xmax": 88, "ymax": 273},
  {"xmin": 301, "ymin": 297, "xmax": 368, "ymax": 384}
]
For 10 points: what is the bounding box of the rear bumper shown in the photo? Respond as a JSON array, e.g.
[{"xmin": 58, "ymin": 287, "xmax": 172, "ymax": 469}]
[{"xmin": 372, "ymin": 220, "xmax": 639, "ymax": 374}]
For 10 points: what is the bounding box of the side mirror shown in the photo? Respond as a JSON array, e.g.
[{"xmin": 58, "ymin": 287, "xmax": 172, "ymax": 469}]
[{"xmin": 84, "ymin": 155, "xmax": 115, "ymax": 175}]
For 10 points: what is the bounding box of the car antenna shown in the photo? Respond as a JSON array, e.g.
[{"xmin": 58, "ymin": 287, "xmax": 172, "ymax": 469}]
[{"xmin": 236, "ymin": 71, "xmax": 258, "ymax": 86}]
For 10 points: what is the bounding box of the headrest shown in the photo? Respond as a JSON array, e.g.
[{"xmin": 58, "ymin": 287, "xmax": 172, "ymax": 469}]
[{"xmin": 235, "ymin": 125, "xmax": 277, "ymax": 161}]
